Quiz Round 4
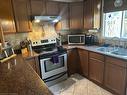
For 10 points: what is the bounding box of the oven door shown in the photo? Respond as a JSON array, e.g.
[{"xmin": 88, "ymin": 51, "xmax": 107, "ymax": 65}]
[{"xmin": 40, "ymin": 53, "xmax": 67, "ymax": 79}]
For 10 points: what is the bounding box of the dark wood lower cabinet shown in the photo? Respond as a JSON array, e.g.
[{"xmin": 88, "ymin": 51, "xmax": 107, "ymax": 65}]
[
  {"xmin": 104, "ymin": 57, "xmax": 127, "ymax": 95},
  {"xmin": 78, "ymin": 49, "xmax": 88, "ymax": 77},
  {"xmin": 67, "ymin": 49, "xmax": 79, "ymax": 76},
  {"xmin": 89, "ymin": 58, "xmax": 104, "ymax": 84},
  {"xmin": 89, "ymin": 52, "xmax": 104, "ymax": 84},
  {"xmin": 67, "ymin": 48, "xmax": 127, "ymax": 95}
]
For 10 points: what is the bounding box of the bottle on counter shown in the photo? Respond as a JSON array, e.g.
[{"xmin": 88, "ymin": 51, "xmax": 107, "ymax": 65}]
[
  {"xmin": 20, "ymin": 39, "xmax": 33, "ymax": 55},
  {"xmin": 20, "ymin": 39, "xmax": 29, "ymax": 55}
]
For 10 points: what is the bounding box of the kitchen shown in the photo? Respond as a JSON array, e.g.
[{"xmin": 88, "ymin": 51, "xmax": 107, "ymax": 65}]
[{"xmin": 0, "ymin": 0, "xmax": 127, "ymax": 95}]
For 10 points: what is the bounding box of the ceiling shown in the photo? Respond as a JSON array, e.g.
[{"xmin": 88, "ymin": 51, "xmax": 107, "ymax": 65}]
[{"xmin": 48, "ymin": 0, "xmax": 83, "ymax": 2}]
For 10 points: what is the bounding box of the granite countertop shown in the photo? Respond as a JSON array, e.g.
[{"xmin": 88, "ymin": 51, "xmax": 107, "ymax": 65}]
[
  {"xmin": 63, "ymin": 45, "xmax": 127, "ymax": 61},
  {"xmin": 0, "ymin": 55, "xmax": 53, "ymax": 95}
]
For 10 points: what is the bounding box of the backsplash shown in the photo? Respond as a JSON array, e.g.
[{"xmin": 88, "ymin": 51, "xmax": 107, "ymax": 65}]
[
  {"xmin": 28, "ymin": 23, "xmax": 58, "ymax": 41},
  {"xmin": 5, "ymin": 33, "xmax": 28, "ymax": 47},
  {"xmin": 4, "ymin": 28, "xmax": 102, "ymax": 48},
  {"xmin": 4, "ymin": 23, "xmax": 58, "ymax": 48},
  {"xmin": 103, "ymin": 38, "xmax": 127, "ymax": 48},
  {"xmin": 6, "ymin": 22, "xmax": 123, "ymax": 48}
]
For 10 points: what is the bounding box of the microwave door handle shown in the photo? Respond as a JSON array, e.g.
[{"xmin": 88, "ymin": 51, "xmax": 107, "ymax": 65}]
[{"xmin": 80, "ymin": 37, "xmax": 81, "ymax": 43}]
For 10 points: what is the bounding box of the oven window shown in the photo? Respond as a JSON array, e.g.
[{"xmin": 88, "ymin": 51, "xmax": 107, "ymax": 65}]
[{"xmin": 44, "ymin": 56, "xmax": 65, "ymax": 72}]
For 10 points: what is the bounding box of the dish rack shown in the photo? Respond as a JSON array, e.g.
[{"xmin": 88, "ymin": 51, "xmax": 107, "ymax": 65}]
[{"xmin": 0, "ymin": 46, "xmax": 16, "ymax": 63}]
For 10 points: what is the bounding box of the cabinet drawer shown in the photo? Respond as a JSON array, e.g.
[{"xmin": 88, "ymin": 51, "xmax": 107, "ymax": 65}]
[
  {"xmin": 105, "ymin": 56, "xmax": 127, "ymax": 68},
  {"xmin": 89, "ymin": 52, "xmax": 104, "ymax": 62}
]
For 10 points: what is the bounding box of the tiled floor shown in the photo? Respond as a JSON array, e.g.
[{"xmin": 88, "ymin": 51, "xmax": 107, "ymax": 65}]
[{"xmin": 49, "ymin": 74, "xmax": 113, "ymax": 95}]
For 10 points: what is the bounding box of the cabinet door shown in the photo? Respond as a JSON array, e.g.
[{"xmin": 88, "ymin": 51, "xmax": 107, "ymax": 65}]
[
  {"xmin": 89, "ymin": 52, "xmax": 104, "ymax": 84},
  {"xmin": 70, "ymin": 2, "xmax": 83, "ymax": 29},
  {"xmin": 46, "ymin": 1, "xmax": 59, "ymax": 16},
  {"xmin": 84, "ymin": 0, "xmax": 93, "ymax": 29},
  {"xmin": 93, "ymin": 0, "xmax": 101, "ymax": 29},
  {"xmin": 84, "ymin": 0, "xmax": 101, "ymax": 29},
  {"xmin": 55, "ymin": 3, "xmax": 69, "ymax": 31},
  {"xmin": 0, "ymin": 0, "xmax": 16, "ymax": 33},
  {"xmin": 89, "ymin": 58, "xmax": 104, "ymax": 84},
  {"xmin": 12, "ymin": 0, "xmax": 32, "ymax": 32},
  {"xmin": 78, "ymin": 49, "xmax": 88, "ymax": 77},
  {"xmin": 67, "ymin": 49, "xmax": 79, "ymax": 76},
  {"xmin": 30, "ymin": 0, "xmax": 45, "ymax": 15},
  {"xmin": 104, "ymin": 57, "xmax": 126, "ymax": 95}
]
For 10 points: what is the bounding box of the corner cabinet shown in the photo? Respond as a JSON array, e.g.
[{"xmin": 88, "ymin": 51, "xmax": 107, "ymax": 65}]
[
  {"xmin": 69, "ymin": 2, "xmax": 83, "ymax": 29},
  {"xmin": 78, "ymin": 49, "xmax": 89, "ymax": 77},
  {"xmin": 104, "ymin": 56, "xmax": 127, "ymax": 95},
  {"xmin": 67, "ymin": 49, "xmax": 80, "ymax": 76},
  {"xmin": 0, "ymin": 0, "xmax": 16, "ymax": 33},
  {"xmin": 12, "ymin": 0, "xmax": 32, "ymax": 32},
  {"xmin": 84, "ymin": 0, "xmax": 101, "ymax": 29}
]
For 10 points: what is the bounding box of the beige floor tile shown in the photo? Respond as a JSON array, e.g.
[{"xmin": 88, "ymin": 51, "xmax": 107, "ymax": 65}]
[{"xmin": 49, "ymin": 74, "xmax": 113, "ymax": 95}]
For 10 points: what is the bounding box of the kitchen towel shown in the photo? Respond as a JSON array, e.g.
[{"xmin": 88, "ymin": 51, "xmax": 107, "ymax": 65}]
[{"xmin": 50, "ymin": 54, "xmax": 59, "ymax": 64}]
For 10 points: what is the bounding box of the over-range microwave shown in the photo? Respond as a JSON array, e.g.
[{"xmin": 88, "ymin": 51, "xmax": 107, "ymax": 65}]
[{"xmin": 68, "ymin": 35, "xmax": 85, "ymax": 45}]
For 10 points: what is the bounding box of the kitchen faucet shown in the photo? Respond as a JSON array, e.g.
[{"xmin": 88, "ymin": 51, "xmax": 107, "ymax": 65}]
[{"xmin": 111, "ymin": 37, "xmax": 120, "ymax": 50}]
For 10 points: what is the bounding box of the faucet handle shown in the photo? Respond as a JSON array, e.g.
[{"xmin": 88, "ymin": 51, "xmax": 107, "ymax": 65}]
[{"xmin": 123, "ymin": 41, "xmax": 127, "ymax": 48}]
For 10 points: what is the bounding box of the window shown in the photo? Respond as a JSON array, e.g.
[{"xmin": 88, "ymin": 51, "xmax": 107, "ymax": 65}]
[{"xmin": 103, "ymin": 10, "xmax": 127, "ymax": 38}]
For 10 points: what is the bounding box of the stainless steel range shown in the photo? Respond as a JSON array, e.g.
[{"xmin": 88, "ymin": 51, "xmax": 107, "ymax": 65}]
[{"xmin": 31, "ymin": 38, "xmax": 68, "ymax": 87}]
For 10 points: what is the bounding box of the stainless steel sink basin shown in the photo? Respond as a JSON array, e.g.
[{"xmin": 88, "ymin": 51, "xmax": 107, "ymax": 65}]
[
  {"xmin": 96, "ymin": 47, "xmax": 114, "ymax": 52},
  {"xmin": 97, "ymin": 47, "xmax": 127, "ymax": 57},
  {"xmin": 111, "ymin": 48, "xmax": 127, "ymax": 57}
]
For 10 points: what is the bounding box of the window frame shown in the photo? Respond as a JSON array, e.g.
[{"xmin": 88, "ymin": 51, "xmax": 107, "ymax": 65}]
[{"xmin": 103, "ymin": 10, "xmax": 127, "ymax": 39}]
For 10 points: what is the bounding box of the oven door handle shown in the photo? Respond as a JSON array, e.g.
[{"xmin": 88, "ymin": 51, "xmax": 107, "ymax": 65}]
[
  {"xmin": 43, "ymin": 72, "xmax": 67, "ymax": 82},
  {"xmin": 41, "ymin": 58, "xmax": 51, "ymax": 61}
]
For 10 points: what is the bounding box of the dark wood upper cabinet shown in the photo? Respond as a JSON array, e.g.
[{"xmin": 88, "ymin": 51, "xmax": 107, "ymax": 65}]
[
  {"xmin": 55, "ymin": 3, "xmax": 69, "ymax": 31},
  {"xmin": 30, "ymin": 0, "xmax": 59, "ymax": 16},
  {"xmin": 46, "ymin": 1, "xmax": 59, "ymax": 16},
  {"xmin": 30, "ymin": 0, "xmax": 45, "ymax": 15},
  {"xmin": 84, "ymin": 0, "xmax": 101, "ymax": 29},
  {"xmin": 89, "ymin": 52, "xmax": 104, "ymax": 84},
  {"xmin": 0, "ymin": 0, "xmax": 16, "ymax": 33},
  {"xmin": 12, "ymin": 0, "xmax": 32, "ymax": 32},
  {"xmin": 104, "ymin": 56, "xmax": 126, "ymax": 95},
  {"xmin": 84, "ymin": 0, "xmax": 93, "ymax": 29},
  {"xmin": 69, "ymin": 2, "xmax": 83, "ymax": 29},
  {"xmin": 78, "ymin": 49, "xmax": 89, "ymax": 77}
]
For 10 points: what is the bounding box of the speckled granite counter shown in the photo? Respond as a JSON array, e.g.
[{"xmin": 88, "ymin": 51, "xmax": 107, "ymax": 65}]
[
  {"xmin": 0, "ymin": 55, "xmax": 53, "ymax": 95},
  {"xmin": 63, "ymin": 45, "xmax": 127, "ymax": 61}
]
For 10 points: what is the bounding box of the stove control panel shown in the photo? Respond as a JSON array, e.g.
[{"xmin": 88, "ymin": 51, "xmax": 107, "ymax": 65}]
[{"xmin": 31, "ymin": 38, "xmax": 56, "ymax": 47}]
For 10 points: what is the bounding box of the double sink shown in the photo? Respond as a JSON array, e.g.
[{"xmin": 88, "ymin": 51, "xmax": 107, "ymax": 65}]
[{"xmin": 96, "ymin": 47, "xmax": 127, "ymax": 57}]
